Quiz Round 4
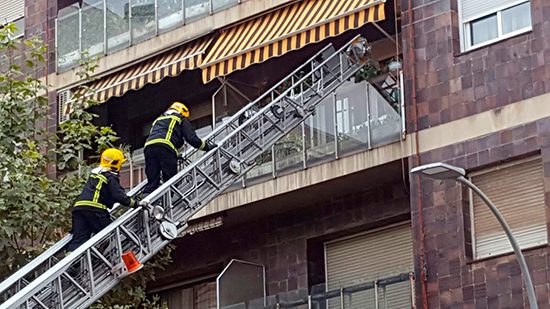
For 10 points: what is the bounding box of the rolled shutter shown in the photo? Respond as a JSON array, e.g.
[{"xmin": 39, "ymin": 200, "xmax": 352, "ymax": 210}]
[
  {"xmin": 325, "ymin": 224, "xmax": 413, "ymax": 308},
  {"xmin": 0, "ymin": 0, "xmax": 24, "ymax": 23},
  {"xmin": 472, "ymin": 156, "xmax": 547, "ymax": 259},
  {"xmin": 460, "ymin": 0, "xmax": 523, "ymax": 21}
]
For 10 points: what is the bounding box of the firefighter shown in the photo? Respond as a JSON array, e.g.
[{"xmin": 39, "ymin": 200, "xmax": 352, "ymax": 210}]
[
  {"xmin": 142, "ymin": 101, "xmax": 216, "ymax": 195},
  {"xmin": 65, "ymin": 148, "xmax": 137, "ymax": 252}
]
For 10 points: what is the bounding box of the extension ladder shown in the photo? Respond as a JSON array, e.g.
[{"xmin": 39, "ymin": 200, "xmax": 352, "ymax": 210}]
[{"xmin": 0, "ymin": 34, "xmax": 371, "ymax": 309}]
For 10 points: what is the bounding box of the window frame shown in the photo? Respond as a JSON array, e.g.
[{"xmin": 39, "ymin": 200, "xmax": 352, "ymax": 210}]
[
  {"xmin": 1, "ymin": 16, "xmax": 25, "ymax": 39},
  {"xmin": 459, "ymin": 0, "xmax": 532, "ymax": 52},
  {"xmin": 468, "ymin": 156, "xmax": 547, "ymax": 260}
]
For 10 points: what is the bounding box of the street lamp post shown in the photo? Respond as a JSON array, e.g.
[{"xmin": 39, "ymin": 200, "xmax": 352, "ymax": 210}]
[{"xmin": 410, "ymin": 162, "xmax": 538, "ymax": 309}]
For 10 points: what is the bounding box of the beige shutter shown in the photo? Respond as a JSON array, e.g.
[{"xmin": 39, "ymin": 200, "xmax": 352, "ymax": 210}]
[
  {"xmin": 460, "ymin": 0, "xmax": 524, "ymax": 21},
  {"xmin": 472, "ymin": 156, "xmax": 547, "ymax": 259},
  {"xmin": 325, "ymin": 223, "xmax": 413, "ymax": 309},
  {"xmin": 0, "ymin": 0, "xmax": 24, "ymax": 23}
]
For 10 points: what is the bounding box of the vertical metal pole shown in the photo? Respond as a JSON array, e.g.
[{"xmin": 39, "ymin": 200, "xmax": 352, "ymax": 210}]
[
  {"xmin": 103, "ymin": 0, "xmax": 107, "ymax": 55},
  {"xmin": 128, "ymin": 0, "xmax": 133, "ymax": 45},
  {"xmin": 374, "ymin": 280, "xmax": 379, "ymax": 309},
  {"xmin": 308, "ymin": 294, "xmax": 312, "ymax": 309},
  {"xmin": 409, "ymin": 272, "xmax": 416, "ymax": 309},
  {"xmin": 302, "ymin": 122, "xmax": 306, "ymax": 169},
  {"xmin": 339, "ymin": 288, "xmax": 344, "ymax": 309},
  {"xmin": 366, "ymin": 83, "xmax": 372, "ymax": 149},
  {"xmin": 223, "ymin": 80, "xmax": 228, "ymax": 108},
  {"xmin": 209, "ymin": 0, "xmax": 214, "ymax": 14},
  {"xmin": 78, "ymin": 8, "xmax": 82, "ymax": 60},
  {"xmin": 182, "ymin": 0, "xmax": 186, "ymax": 25},
  {"xmin": 271, "ymin": 145, "xmax": 276, "ymax": 179},
  {"xmin": 154, "ymin": 0, "xmax": 159, "ymax": 35},
  {"xmin": 129, "ymin": 155, "xmax": 134, "ymax": 189},
  {"xmin": 55, "ymin": 18, "xmax": 59, "ymax": 71},
  {"xmin": 399, "ymin": 70, "xmax": 406, "ymax": 138},
  {"xmin": 332, "ymin": 92, "xmax": 339, "ymax": 159}
]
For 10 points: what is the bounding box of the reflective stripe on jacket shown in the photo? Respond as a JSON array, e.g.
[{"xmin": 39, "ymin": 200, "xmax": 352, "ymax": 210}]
[
  {"xmin": 74, "ymin": 167, "xmax": 134, "ymax": 212},
  {"xmin": 144, "ymin": 110, "xmax": 205, "ymax": 154}
]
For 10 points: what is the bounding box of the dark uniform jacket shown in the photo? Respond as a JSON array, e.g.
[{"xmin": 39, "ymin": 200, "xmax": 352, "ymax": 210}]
[
  {"xmin": 73, "ymin": 167, "xmax": 134, "ymax": 213},
  {"xmin": 144, "ymin": 110, "xmax": 205, "ymax": 154}
]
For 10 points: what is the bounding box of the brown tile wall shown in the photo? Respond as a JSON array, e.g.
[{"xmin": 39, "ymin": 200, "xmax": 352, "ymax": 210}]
[
  {"xmin": 25, "ymin": 0, "xmax": 57, "ymax": 75},
  {"xmin": 402, "ymin": 0, "xmax": 550, "ymax": 132},
  {"xmin": 410, "ymin": 116, "xmax": 550, "ymax": 308},
  {"xmin": 153, "ymin": 178, "xmax": 410, "ymax": 298}
]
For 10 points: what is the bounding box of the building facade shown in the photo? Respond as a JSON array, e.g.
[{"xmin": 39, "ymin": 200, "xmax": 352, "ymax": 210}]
[{"xmin": 2, "ymin": 0, "xmax": 549, "ymax": 307}]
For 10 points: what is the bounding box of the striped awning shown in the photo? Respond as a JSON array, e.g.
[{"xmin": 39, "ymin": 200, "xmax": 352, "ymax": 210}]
[
  {"xmin": 200, "ymin": 0, "xmax": 386, "ymax": 83},
  {"xmin": 84, "ymin": 35, "xmax": 213, "ymax": 103}
]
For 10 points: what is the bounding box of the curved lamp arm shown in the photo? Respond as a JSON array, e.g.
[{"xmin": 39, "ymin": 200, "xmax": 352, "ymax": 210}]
[{"xmin": 457, "ymin": 176, "xmax": 538, "ymax": 309}]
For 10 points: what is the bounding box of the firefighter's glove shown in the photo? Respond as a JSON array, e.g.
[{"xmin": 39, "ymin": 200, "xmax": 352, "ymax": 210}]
[{"xmin": 203, "ymin": 141, "xmax": 218, "ymax": 152}]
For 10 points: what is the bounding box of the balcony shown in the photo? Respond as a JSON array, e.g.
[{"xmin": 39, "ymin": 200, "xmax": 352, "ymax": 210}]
[
  {"xmin": 56, "ymin": 0, "xmax": 243, "ymax": 71},
  {"xmin": 121, "ymin": 76, "xmax": 404, "ymax": 195},
  {"xmin": 230, "ymin": 78, "xmax": 403, "ymax": 190}
]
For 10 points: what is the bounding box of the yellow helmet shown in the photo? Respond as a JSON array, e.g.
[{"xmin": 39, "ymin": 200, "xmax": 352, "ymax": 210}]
[
  {"xmin": 169, "ymin": 101, "xmax": 190, "ymax": 118},
  {"xmin": 99, "ymin": 148, "xmax": 126, "ymax": 172}
]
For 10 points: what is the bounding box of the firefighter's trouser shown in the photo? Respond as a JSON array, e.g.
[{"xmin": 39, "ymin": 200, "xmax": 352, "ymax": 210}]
[
  {"xmin": 66, "ymin": 209, "xmax": 112, "ymax": 252},
  {"xmin": 142, "ymin": 144, "xmax": 178, "ymax": 194}
]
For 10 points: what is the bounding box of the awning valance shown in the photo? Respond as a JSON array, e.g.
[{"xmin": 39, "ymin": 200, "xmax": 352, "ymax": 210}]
[
  {"xmin": 84, "ymin": 35, "xmax": 213, "ymax": 103},
  {"xmin": 200, "ymin": 0, "xmax": 386, "ymax": 83}
]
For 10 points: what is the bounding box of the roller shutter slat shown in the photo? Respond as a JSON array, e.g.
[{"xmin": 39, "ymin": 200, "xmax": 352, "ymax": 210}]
[
  {"xmin": 461, "ymin": 0, "xmax": 522, "ymax": 21},
  {"xmin": 0, "ymin": 0, "xmax": 24, "ymax": 23},
  {"xmin": 472, "ymin": 157, "xmax": 547, "ymax": 259},
  {"xmin": 325, "ymin": 224, "xmax": 413, "ymax": 308}
]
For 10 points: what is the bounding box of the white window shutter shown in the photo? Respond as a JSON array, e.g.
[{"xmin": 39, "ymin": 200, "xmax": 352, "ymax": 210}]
[
  {"xmin": 460, "ymin": 0, "xmax": 525, "ymax": 21},
  {"xmin": 0, "ymin": 0, "xmax": 24, "ymax": 24},
  {"xmin": 472, "ymin": 156, "xmax": 547, "ymax": 259}
]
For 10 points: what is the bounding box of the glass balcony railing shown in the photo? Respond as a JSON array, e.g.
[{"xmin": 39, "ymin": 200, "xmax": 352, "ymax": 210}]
[
  {"xmin": 240, "ymin": 79, "xmax": 403, "ymax": 188},
  {"xmin": 123, "ymin": 79, "xmax": 404, "ymax": 191},
  {"xmin": 56, "ymin": 0, "xmax": 242, "ymax": 71}
]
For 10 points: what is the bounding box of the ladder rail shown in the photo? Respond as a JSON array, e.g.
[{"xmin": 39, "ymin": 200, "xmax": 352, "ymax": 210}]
[
  {"xmin": 1, "ymin": 34, "xmax": 370, "ymax": 309},
  {"xmin": 180, "ymin": 43, "xmax": 336, "ymax": 164},
  {"xmin": 141, "ymin": 37, "xmax": 358, "ymax": 209}
]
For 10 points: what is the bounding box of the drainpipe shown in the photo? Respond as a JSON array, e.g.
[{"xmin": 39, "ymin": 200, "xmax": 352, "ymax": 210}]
[{"xmin": 407, "ymin": 0, "xmax": 428, "ymax": 307}]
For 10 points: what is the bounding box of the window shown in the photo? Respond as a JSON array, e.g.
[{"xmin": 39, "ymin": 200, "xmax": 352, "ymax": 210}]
[
  {"xmin": 470, "ymin": 156, "xmax": 547, "ymax": 259},
  {"xmin": 336, "ymin": 97, "xmax": 351, "ymax": 134},
  {"xmin": 0, "ymin": 17, "xmax": 24, "ymax": 39},
  {"xmin": 460, "ymin": 0, "xmax": 532, "ymax": 51}
]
